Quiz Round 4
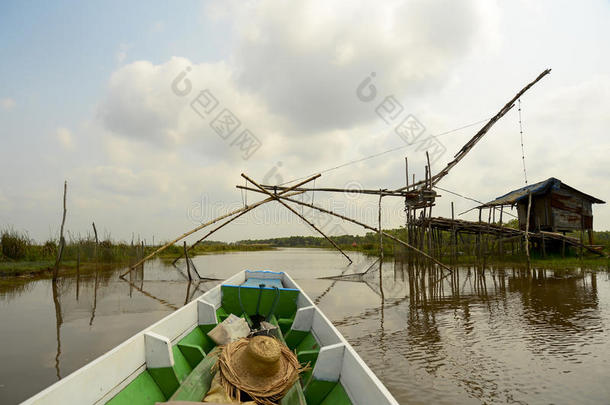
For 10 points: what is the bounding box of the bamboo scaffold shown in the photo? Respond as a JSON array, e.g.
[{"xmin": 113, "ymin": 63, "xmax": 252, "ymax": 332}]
[
  {"xmin": 119, "ymin": 69, "xmax": 558, "ymax": 279},
  {"xmin": 237, "ymin": 185, "xmax": 453, "ymax": 273}
]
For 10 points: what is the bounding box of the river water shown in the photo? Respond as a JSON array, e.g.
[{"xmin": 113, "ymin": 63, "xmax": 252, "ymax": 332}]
[{"xmin": 1, "ymin": 248, "xmax": 609, "ymax": 404}]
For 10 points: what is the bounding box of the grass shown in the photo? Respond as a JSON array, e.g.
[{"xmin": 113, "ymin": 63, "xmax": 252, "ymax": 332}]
[
  {"xmin": 2, "ymin": 225, "xmax": 608, "ymax": 277},
  {"xmin": 157, "ymin": 241, "xmax": 275, "ymax": 258},
  {"xmin": 0, "ymin": 228, "xmax": 276, "ymax": 277}
]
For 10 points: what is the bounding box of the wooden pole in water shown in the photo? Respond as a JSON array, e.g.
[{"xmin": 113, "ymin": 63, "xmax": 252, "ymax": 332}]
[
  {"xmin": 525, "ymin": 192, "xmax": 532, "ymax": 268},
  {"xmin": 378, "ymin": 191, "xmax": 384, "ymax": 261},
  {"xmin": 241, "ymin": 173, "xmax": 353, "ymax": 264},
  {"xmin": 183, "ymin": 241, "xmax": 192, "ymax": 281},
  {"xmin": 53, "ymin": 181, "xmax": 67, "ymax": 280},
  {"xmin": 451, "ymin": 202, "xmax": 456, "ymax": 263},
  {"xmin": 76, "ymin": 247, "xmax": 80, "ymax": 301},
  {"xmin": 580, "ymin": 200, "xmax": 585, "ymax": 259},
  {"xmin": 92, "ymin": 222, "xmax": 98, "ymax": 256},
  {"xmin": 499, "ymin": 206, "xmax": 504, "ymax": 258}
]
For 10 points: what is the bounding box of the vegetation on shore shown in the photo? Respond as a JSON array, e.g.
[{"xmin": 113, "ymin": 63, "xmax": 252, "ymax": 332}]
[
  {"xmin": 239, "ymin": 228, "xmax": 610, "ymax": 268},
  {"xmin": 0, "ymin": 228, "xmax": 275, "ymax": 276},
  {"xmin": 2, "ymin": 225, "xmax": 608, "ymax": 277}
]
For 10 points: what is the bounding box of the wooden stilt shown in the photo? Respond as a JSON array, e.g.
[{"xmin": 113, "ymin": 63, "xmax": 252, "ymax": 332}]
[
  {"xmin": 525, "ymin": 192, "xmax": 532, "ymax": 268},
  {"xmin": 183, "ymin": 241, "xmax": 192, "ymax": 281},
  {"xmin": 378, "ymin": 192, "xmax": 384, "ymax": 261}
]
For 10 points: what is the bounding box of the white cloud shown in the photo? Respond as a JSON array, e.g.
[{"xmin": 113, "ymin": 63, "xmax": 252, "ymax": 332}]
[
  {"xmin": 56, "ymin": 127, "xmax": 75, "ymax": 150},
  {"xmin": 5, "ymin": 0, "xmax": 610, "ymax": 243},
  {"xmin": 206, "ymin": 0, "xmax": 498, "ymax": 132},
  {"xmin": 1, "ymin": 97, "xmax": 15, "ymax": 110}
]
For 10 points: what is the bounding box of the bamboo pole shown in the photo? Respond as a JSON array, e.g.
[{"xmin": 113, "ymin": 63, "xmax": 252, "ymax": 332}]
[
  {"xmin": 258, "ymin": 185, "xmax": 413, "ymax": 197},
  {"xmin": 378, "ymin": 192, "xmax": 384, "ymax": 261},
  {"xmin": 395, "ymin": 69, "xmax": 552, "ymax": 191},
  {"xmin": 242, "ymin": 187, "xmax": 453, "ymax": 273},
  {"xmin": 525, "ymin": 192, "xmax": 532, "ymax": 268},
  {"xmin": 241, "ymin": 173, "xmax": 353, "ymax": 264},
  {"xmin": 76, "ymin": 247, "xmax": 80, "ymax": 301},
  {"xmin": 183, "ymin": 241, "xmax": 192, "ymax": 281},
  {"xmin": 53, "ymin": 181, "xmax": 67, "ymax": 280},
  {"xmin": 451, "ymin": 202, "xmax": 456, "ymax": 262},
  {"xmin": 119, "ymin": 174, "xmax": 320, "ymax": 278}
]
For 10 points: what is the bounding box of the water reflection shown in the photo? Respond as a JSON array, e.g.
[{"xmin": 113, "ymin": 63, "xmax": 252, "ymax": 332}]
[
  {"xmin": 338, "ymin": 259, "xmax": 609, "ymax": 404},
  {"xmin": 1, "ymin": 249, "xmax": 609, "ymax": 404}
]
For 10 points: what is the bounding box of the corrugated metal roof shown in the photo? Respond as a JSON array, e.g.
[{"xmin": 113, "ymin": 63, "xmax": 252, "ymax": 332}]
[{"xmin": 480, "ymin": 177, "xmax": 605, "ymax": 207}]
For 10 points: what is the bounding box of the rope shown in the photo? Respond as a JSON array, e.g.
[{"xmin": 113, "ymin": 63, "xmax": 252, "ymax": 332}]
[
  {"xmin": 265, "ymin": 286, "xmax": 280, "ymax": 321},
  {"xmin": 237, "ymin": 285, "xmax": 253, "ymax": 327},
  {"xmin": 255, "ymin": 284, "xmax": 264, "ymax": 315},
  {"xmin": 518, "ymin": 99, "xmax": 528, "ymax": 185},
  {"xmin": 312, "ymin": 179, "xmax": 316, "ymax": 221},
  {"xmin": 276, "ymin": 117, "xmax": 492, "ymax": 187}
]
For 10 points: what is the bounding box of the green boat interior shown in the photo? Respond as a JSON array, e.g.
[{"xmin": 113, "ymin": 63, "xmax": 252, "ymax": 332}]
[{"xmin": 106, "ymin": 272, "xmax": 354, "ymax": 405}]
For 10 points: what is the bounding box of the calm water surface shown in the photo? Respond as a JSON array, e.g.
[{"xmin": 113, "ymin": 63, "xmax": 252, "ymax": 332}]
[{"xmin": 1, "ymin": 248, "xmax": 609, "ymax": 404}]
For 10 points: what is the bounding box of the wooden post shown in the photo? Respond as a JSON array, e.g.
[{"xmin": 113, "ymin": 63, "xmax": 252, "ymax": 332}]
[
  {"xmin": 477, "ymin": 208, "xmax": 482, "ymax": 260},
  {"xmin": 405, "ymin": 157, "xmax": 411, "ymax": 247},
  {"xmin": 525, "ymin": 192, "xmax": 532, "ymax": 268},
  {"xmin": 451, "ymin": 202, "xmax": 456, "ymax": 263},
  {"xmin": 499, "ymin": 206, "xmax": 504, "ymax": 258},
  {"xmin": 425, "ymin": 151, "xmax": 432, "ymax": 190},
  {"xmin": 92, "ymin": 222, "xmax": 98, "ymax": 255},
  {"xmin": 183, "ymin": 241, "xmax": 192, "ymax": 281},
  {"xmin": 405, "ymin": 157, "xmax": 409, "ymax": 191},
  {"xmin": 53, "ymin": 181, "xmax": 67, "ymax": 280},
  {"xmin": 580, "ymin": 199, "xmax": 584, "ymax": 259},
  {"xmin": 378, "ymin": 192, "xmax": 383, "ymax": 261},
  {"xmin": 76, "ymin": 247, "xmax": 80, "ymax": 301}
]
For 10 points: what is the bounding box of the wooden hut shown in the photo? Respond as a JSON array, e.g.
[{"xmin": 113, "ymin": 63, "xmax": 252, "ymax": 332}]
[{"xmin": 480, "ymin": 178, "xmax": 605, "ymax": 243}]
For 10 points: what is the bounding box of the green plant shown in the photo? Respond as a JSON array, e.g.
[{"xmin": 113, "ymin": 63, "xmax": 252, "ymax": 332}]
[
  {"xmin": 42, "ymin": 240, "xmax": 57, "ymax": 258},
  {"xmin": 1, "ymin": 229, "xmax": 31, "ymax": 260}
]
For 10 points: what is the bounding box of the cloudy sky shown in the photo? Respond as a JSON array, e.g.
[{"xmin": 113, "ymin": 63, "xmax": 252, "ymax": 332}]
[{"xmin": 0, "ymin": 0, "xmax": 608, "ymax": 244}]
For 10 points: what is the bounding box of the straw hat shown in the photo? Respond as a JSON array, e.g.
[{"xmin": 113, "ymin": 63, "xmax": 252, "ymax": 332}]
[{"xmin": 218, "ymin": 336, "xmax": 304, "ymax": 405}]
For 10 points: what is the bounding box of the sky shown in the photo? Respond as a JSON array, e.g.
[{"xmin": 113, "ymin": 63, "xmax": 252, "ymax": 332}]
[{"xmin": 0, "ymin": 0, "xmax": 609, "ymax": 244}]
